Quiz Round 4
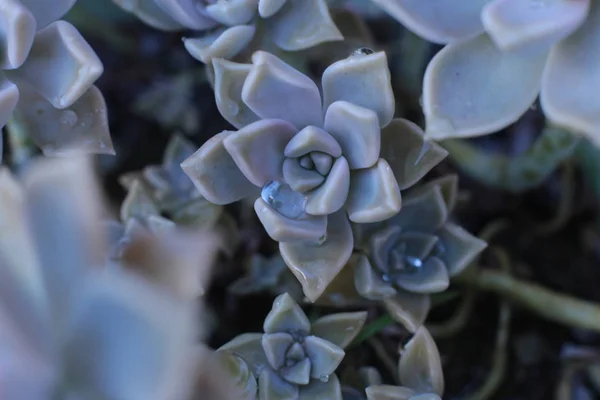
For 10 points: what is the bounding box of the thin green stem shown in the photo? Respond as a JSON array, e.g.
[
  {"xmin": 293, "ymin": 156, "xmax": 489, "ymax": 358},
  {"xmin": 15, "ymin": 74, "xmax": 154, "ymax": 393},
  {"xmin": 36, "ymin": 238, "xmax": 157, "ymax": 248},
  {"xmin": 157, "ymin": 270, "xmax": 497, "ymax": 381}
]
[{"xmin": 455, "ymin": 268, "xmax": 600, "ymax": 332}]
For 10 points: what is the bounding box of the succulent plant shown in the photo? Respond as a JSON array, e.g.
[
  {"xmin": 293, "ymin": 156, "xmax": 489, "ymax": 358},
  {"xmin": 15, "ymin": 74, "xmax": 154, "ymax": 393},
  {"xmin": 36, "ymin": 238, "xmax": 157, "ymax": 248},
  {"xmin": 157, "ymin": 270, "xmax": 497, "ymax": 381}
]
[
  {"xmin": 182, "ymin": 50, "xmax": 447, "ymax": 302},
  {"xmin": 366, "ymin": 327, "xmax": 444, "ymax": 400},
  {"xmin": 371, "ymin": 0, "xmax": 600, "ymax": 146},
  {"xmin": 120, "ymin": 134, "xmax": 224, "ymax": 226},
  {"xmin": 228, "ymin": 253, "xmax": 305, "ymax": 300},
  {"xmin": 349, "ymin": 175, "xmax": 487, "ymax": 332},
  {"xmin": 217, "ymin": 292, "xmax": 367, "ymax": 399},
  {"xmin": 0, "ymin": 0, "xmax": 113, "ymax": 156},
  {"xmin": 0, "ymin": 157, "xmax": 216, "ymax": 399},
  {"xmin": 114, "ymin": 0, "xmax": 343, "ymax": 65}
]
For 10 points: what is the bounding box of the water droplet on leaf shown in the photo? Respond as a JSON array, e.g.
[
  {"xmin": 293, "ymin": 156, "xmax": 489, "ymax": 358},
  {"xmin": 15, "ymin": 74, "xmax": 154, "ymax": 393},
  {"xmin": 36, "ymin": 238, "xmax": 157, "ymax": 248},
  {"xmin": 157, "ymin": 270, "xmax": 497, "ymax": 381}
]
[
  {"xmin": 59, "ymin": 110, "xmax": 78, "ymax": 128},
  {"xmin": 351, "ymin": 47, "xmax": 374, "ymax": 56},
  {"xmin": 261, "ymin": 180, "xmax": 306, "ymax": 219},
  {"xmin": 319, "ymin": 374, "xmax": 330, "ymax": 382}
]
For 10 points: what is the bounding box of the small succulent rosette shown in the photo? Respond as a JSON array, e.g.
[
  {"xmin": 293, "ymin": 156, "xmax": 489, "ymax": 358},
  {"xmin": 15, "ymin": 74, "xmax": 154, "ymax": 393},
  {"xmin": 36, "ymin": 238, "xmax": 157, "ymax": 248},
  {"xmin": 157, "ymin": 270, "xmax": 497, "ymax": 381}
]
[
  {"xmin": 351, "ymin": 175, "xmax": 487, "ymax": 332},
  {"xmin": 114, "ymin": 0, "xmax": 343, "ymax": 64},
  {"xmin": 372, "ymin": 0, "xmax": 600, "ymax": 146},
  {"xmin": 0, "ymin": 158, "xmax": 211, "ymax": 399},
  {"xmin": 120, "ymin": 134, "xmax": 224, "ymax": 226},
  {"xmin": 366, "ymin": 327, "xmax": 444, "ymax": 400},
  {"xmin": 228, "ymin": 253, "xmax": 305, "ymax": 300},
  {"xmin": 182, "ymin": 50, "xmax": 447, "ymax": 302},
  {"xmin": 0, "ymin": 0, "xmax": 113, "ymax": 156},
  {"xmin": 217, "ymin": 293, "xmax": 367, "ymax": 399}
]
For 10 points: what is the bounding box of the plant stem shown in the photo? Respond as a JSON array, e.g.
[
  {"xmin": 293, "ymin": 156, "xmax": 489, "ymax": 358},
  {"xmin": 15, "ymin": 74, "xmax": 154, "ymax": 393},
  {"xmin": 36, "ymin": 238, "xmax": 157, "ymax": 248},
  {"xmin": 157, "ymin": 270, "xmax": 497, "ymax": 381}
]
[{"xmin": 455, "ymin": 269, "xmax": 600, "ymax": 332}]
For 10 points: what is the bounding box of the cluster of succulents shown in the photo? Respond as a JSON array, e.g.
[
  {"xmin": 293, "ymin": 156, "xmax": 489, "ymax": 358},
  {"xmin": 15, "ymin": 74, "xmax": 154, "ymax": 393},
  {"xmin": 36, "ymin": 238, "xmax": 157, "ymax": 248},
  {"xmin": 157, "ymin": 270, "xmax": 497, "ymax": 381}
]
[
  {"xmin": 370, "ymin": 0, "xmax": 600, "ymax": 145},
  {"xmin": 13, "ymin": 0, "xmax": 600, "ymax": 398}
]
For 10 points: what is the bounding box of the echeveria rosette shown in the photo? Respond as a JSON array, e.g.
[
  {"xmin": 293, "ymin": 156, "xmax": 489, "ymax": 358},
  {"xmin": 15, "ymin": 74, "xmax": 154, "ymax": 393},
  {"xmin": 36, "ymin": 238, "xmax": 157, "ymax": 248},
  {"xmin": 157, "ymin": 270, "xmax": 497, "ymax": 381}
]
[
  {"xmin": 120, "ymin": 134, "xmax": 224, "ymax": 226},
  {"xmin": 0, "ymin": 157, "xmax": 212, "ymax": 399},
  {"xmin": 217, "ymin": 293, "xmax": 367, "ymax": 400},
  {"xmin": 372, "ymin": 0, "xmax": 600, "ymax": 146},
  {"xmin": 366, "ymin": 327, "xmax": 444, "ymax": 400},
  {"xmin": 0, "ymin": 0, "xmax": 113, "ymax": 156},
  {"xmin": 114, "ymin": 0, "xmax": 342, "ymax": 65},
  {"xmin": 183, "ymin": 50, "xmax": 446, "ymax": 302},
  {"xmin": 352, "ymin": 175, "xmax": 487, "ymax": 332}
]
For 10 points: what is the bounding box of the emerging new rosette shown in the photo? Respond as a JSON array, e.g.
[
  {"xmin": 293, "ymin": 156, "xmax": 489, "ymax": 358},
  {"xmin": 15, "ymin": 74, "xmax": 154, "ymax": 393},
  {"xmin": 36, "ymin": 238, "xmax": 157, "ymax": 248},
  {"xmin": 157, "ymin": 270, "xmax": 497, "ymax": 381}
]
[
  {"xmin": 352, "ymin": 175, "xmax": 487, "ymax": 332},
  {"xmin": 217, "ymin": 293, "xmax": 367, "ymax": 400},
  {"xmin": 0, "ymin": 0, "xmax": 112, "ymax": 156},
  {"xmin": 371, "ymin": 0, "xmax": 600, "ymax": 146},
  {"xmin": 182, "ymin": 50, "xmax": 447, "ymax": 301}
]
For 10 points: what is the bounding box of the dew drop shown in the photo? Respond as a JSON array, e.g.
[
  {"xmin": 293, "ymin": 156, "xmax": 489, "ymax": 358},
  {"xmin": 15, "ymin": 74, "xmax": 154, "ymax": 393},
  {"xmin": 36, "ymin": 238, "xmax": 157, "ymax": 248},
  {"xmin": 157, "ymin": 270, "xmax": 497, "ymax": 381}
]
[
  {"xmin": 351, "ymin": 47, "xmax": 374, "ymax": 56},
  {"xmin": 261, "ymin": 180, "xmax": 306, "ymax": 219},
  {"xmin": 59, "ymin": 110, "xmax": 78, "ymax": 128},
  {"xmin": 405, "ymin": 256, "xmax": 423, "ymax": 270},
  {"xmin": 381, "ymin": 273, "xmax": 391, "ymax": 282},
  {"xmin": 319, "ymin": 374, "xmax": 330, "ymax": 382}
]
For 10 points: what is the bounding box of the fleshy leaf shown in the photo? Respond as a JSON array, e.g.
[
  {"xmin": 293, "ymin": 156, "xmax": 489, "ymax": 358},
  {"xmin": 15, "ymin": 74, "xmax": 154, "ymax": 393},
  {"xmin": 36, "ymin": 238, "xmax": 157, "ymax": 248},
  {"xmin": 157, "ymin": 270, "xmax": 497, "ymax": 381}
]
[
  {"xmin": 223, "ymin": 119, "xmax": 296, "ymax": 187},
  {"xmin": 8, "ymin": 21, "xmax": 103, "ymax": 109},
  {"xmin": 323, "ymin": 101, "xmax": 380, "ymax": 169},
  {"xmin": 541, "ymin": 0, "xmax": 600, "ymax": 146},
  {"xmin": 184, "ymin": 25, "xmax": 256, "ymax": 65},
  {"xmin": 219, "ymin": 333, "xmax": 268, "ymax": 377},
  {"xmin": 310, "ymin": 311, "xmax": 368, "ymax": 349},
  {"xmin": 258, "ymin": 0, "xmax": 287, "ymax": 18},
  {"xmin": 423, "ymin": 33, "xmax": 547, "ymax": 140},
  {"xmin": 212, "ymin": 58, "xmax": 260, "ymax": 129},
  {"xmin": 120, "ymin": 179, "xmax": 159, "ymax": 222},
  {"xmin": 242, "ymin": 51, "xmax": 323, "ymax": 129},
  {"xmin": 383, "ymin": 291, "xmax": 431, "ymax": 333},
  {"xmin": 217, "ymin": 352, "xmax": 258, "ymax": 400},
  {"xmin": 153, "ymin": 0, "xmax": 219, "ymax": 30},
  {"xmin": 203, "ymin": 0, "xmax": 257, "ymax": 26},
  {"xmin": 281, "ymin": 211, "xmax": 353, "ymax": 302},
  {"xmin": 24, "ymin": 158, "xmax": 105, "ymax": 330},
  {"xmin": 353, "ymin": 254, "xmax": 397, "ymax": 301},
  {"xmin": 298, "ymin": 373, "xmax": 342, "ymax": 400},
  {"xmin": 280, "ymin": 358, "xmax": 311, "ymax": 385},
  {"xmin": 259, "ymin": 368, "xmax": 299, "ymax": 400},
  {"xmin": 62, "ymin": 270, "xmax": 195, "ymax": 400},
  {"xmin": 366, "ymin": 385, "xmax": 415, "ymax": 400},
  {"xmin": 369, "ymin": 0, "xmax": 487, "ymax": 44},
  {"xmin": 0, "ymin": 0, "xmax": 36, "ymax": 69},
  {"xmin": 283, "ymin": 158, "xmax": 325, "ymax": 193},
  {"xmin": 398, "ymin": 327, "xmax": 444, "ymax": 395},
  {"xmin": 322, "ymin": 51, "xmax": 394, "ymax": 128},
  {"xmin": 303, "ymin": 335, "xmax": 345, "ymax": 379},
  {"xmin": 0, "ymin": 168, "xmax": 48, "ymax": 356},
  {"xmin": 181, "ymin": 131, "xmax": 256, "ymax": 205},
  {"xmin": 255, "ymin": 198, "xmax": 327, "ymax": 242},
  {"xmin": 263, "ymin": 293, "xmax": 311, "ymax": 334},
  {"xmin": 262, "ymin": 332, "xmax": 294, "ymax": 370},
  {"xmin": 113, "ymin": 0, "xmax": 184, "ymax": 31},
  {"xmin": 482, "ymin": 0, "xmax": 590, "ymax": 52},
  {"xmin": 0, "ymin": 76, "xmax": 19, "ymax": 129},
  {"xmin": 305, "ymin": 156, "xmax": 350, "ymax": 215},
  {"xmin": 346, "ymin": 159, "xmax": 402, "ymax": 223},
  {"xmin": 436, "ymin": 223, "xmax": 487, "ymax": 277},
  {"xmin": 386, "ymin": 184, "xmax": 448, "ymax": 233},
  {"xmin": 15, "ymin": 85, "xmax": 114, "ymax": 156},
  {"xmin": 379, "ymin": 119, "xmax": 448, "ymax": 190},
  {"xmin": 394, "ymin": 256, "xmax": 449, "ymax": 294},
  {"xmin": 284, "ymin": 125, "xmax": 342, "ymax": 158},
  {"xmin": 268, "ymin": 0, "xmax": 343, "ymax": 51}
]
